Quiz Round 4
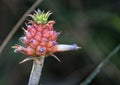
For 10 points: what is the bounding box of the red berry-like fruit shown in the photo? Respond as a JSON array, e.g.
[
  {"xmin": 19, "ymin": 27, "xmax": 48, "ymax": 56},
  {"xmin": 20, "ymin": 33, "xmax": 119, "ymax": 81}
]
[{"xmin": 12, "ymin": 9, "xmax": 80, "ymax": 62}]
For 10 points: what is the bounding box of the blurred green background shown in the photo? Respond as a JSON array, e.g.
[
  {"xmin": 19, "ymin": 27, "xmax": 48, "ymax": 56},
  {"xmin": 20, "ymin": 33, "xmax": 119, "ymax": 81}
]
[{"xmin": 0, "ymin": 0, "xmax": 120, "ymax": 85}]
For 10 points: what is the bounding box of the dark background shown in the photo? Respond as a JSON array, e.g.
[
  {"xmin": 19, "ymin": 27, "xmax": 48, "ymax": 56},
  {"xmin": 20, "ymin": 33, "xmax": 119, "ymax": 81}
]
[{"xmin": 0, "ymin": 0, "xmax": 120, "ymax": 85}]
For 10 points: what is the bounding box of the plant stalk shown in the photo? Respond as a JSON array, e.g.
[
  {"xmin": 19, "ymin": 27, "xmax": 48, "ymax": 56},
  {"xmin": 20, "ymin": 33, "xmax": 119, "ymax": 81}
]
[
  {"xmin": 80, "ymin": 44, "xmax": 120, "ymax": 85},
  {"xmin": 28, "ymin": 56, "xmax": 45, "ymax": 85}
]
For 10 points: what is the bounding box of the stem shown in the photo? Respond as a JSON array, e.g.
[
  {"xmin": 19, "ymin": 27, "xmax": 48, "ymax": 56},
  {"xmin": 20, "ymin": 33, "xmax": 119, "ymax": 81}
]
[
  {"xmin": 80, "ymin": 44, "xmax": 120, "ymax": 85},
  {"xmin": 28, "ymin": 56, "xmax": 45, "ymax": 85}
]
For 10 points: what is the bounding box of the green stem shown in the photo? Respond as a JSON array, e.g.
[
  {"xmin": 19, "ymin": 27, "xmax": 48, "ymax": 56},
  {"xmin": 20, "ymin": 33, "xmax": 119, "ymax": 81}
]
[
  {"xmin": 28, "ymin": 56, "xmax": 45, "ymax": 85},
  {"xmin": 80, "ymin": 44, "xmax": 120, "ymax": 85}
]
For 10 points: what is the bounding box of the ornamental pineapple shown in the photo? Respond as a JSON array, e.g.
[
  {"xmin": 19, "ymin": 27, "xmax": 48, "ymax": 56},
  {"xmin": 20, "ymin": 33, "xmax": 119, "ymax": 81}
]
[{"xmin": 12, "ymin": 9, "xmax": 80, "ymax": 63}]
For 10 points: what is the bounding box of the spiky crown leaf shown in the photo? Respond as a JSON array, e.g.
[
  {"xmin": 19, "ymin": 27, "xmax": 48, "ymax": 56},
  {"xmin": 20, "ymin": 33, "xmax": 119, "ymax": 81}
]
[{"xmin": 29, "ymin": 9, "xmax": 52, "ymax": 24}]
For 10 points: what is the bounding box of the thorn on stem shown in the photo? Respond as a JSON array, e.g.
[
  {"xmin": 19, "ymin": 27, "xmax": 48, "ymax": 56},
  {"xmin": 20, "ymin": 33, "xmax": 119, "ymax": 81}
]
[{"xmin": 50, "ymin": 54, "xmax": 61, "ymax": 62}]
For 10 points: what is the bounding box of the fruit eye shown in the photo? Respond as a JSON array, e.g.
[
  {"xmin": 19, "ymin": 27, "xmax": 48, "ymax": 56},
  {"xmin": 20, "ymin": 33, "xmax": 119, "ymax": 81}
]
[
  {"xmin": 29, "ymin": 39, "xmax": 33, "ymax": 43},
  {"xmin": 52, "ymin": 41, "xmax": 57, "ymax": 45},
  {"xmin": 39, "ymin": 48, "xmax": 44, "ymax": 53}
]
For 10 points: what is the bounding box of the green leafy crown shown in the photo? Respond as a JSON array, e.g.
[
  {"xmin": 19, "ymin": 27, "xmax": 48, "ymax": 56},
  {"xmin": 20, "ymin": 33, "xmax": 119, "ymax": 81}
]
[{"xmin": 29, "ymin": 9, "xmax": 52, "ymax": 24}]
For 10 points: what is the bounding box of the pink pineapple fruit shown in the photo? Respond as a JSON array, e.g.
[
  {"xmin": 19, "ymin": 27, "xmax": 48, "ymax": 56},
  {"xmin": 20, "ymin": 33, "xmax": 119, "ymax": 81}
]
[{"xmin": 12, "ymin": 9, "xmax": 80, "ymax": 63}]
